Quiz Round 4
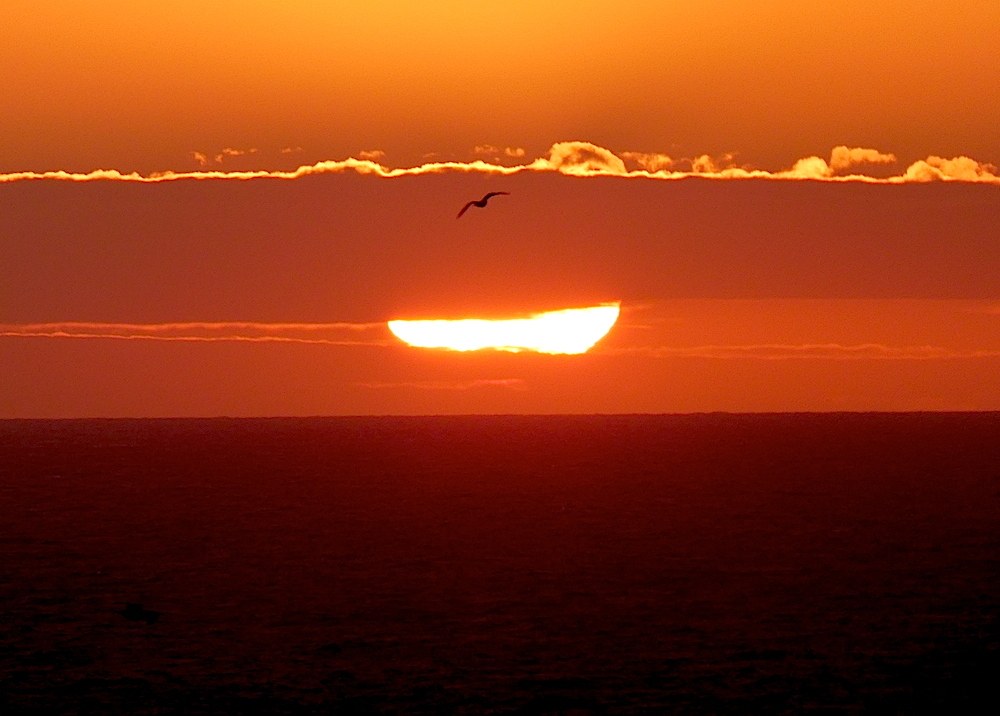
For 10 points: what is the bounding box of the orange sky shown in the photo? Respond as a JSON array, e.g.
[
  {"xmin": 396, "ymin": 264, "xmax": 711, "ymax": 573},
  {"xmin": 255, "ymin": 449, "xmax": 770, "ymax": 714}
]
[
  {"xmin": 4, "ymin": 1, "xmax": 998, "ymax": 172},
  {"xmin": 2, "ymin": 2, "xmax": 999, "ymax": 416}
]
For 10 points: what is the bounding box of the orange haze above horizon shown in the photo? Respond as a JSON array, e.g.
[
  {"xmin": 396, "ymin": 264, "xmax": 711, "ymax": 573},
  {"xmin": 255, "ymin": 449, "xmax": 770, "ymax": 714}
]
[{"xmin": 3, "ymin": 1, "xmax": 998, "ymax": 173}]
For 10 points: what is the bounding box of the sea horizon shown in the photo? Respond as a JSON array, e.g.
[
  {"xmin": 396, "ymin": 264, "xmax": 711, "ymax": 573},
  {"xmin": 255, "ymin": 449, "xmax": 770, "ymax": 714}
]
[{"xmin": 6, "ymin": 408, "xmax": 1000, "ymax": 421}]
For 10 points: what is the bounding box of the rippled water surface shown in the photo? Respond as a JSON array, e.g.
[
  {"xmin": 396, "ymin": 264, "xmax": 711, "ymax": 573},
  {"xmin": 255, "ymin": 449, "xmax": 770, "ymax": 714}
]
[{"xmin": 2, "ymin": 414, "xmax": 998, "ymax": 713}]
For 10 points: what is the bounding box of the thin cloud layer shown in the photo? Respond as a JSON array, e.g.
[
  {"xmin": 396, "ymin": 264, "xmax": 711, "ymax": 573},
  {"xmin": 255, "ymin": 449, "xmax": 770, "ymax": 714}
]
[
  {"xmin": 0, "ymin": 321, "xmax": 389, "ymax": 346},
  {"xmin": 609, "ymin": 343, "xmax": 1000, "ymax": 360},
  {"xmin": 8, "ymin": 324, "xmax": 997, "ymax": 361},
  {"xmin": 356, "ymin": 378, "xmax": 525, "ymax": 390},
  {"xmin": 7, "ymin": 323, "xmax": 1000, "ymax": 366},
  {"xmin": 2, "ymin": 142, "xmax": 997, "ymax": 184}
]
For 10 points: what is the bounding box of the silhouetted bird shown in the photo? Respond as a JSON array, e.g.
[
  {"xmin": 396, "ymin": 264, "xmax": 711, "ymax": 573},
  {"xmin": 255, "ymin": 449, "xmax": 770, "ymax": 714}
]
[
  {"xmin": 117, "ymin": 603, "xmax": 161, "ymax": 624},
  {"xmin": 457, "ymin": 191, "xmax": 509, "ymax": 218}
]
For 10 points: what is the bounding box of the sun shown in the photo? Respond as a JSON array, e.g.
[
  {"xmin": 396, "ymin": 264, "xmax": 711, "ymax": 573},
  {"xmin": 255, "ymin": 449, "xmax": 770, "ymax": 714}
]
[{"xmin": 387, "ymin": 303, "xmax": 620, "ymax": 355}]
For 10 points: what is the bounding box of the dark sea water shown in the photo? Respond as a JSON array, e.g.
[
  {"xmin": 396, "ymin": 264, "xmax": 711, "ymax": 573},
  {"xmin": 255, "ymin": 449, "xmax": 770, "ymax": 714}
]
[{"xmin": 1, "ymin": 414, "xmax": 998, "ymax": 714}]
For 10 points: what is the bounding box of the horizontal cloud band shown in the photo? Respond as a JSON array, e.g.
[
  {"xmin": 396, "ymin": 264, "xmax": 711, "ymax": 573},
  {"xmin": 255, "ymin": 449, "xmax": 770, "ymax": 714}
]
[
  {"xmin": 2, "ymin": 143, "xmax": 997, "ymax": 184},
  {"xmin": 609, "ymin": 343, "xmax": 1000, "ymax": 360},
  {"xmin": 4, "ymin": 325, "xmax": 997, "ymax": 361},
  {"xmin": 0, "ymin": 321, "xmax": 389, "ymax": 346},
  {"xmin": 356, "ymin": 379, "xmax": 525, "ymax": 391}
]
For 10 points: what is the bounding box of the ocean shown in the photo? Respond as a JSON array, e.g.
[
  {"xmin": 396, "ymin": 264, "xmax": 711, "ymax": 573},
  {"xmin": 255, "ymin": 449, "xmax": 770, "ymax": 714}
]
[{"xmin": 1, "ymin": 414, "xmax": 998, "ymax": 713}]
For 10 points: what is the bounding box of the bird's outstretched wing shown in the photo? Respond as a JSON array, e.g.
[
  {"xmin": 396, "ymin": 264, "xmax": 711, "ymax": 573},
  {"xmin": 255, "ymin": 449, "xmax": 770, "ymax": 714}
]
[{"xmin": 457, "ymin": 191, "xmax": 510, "ymax": 218}]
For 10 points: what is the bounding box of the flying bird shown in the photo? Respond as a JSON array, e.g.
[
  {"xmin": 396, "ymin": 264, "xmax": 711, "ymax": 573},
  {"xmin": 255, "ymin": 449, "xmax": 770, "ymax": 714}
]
[{"xmin": 457, "ymin": 191, "xmax": 509, "ymax": 218}]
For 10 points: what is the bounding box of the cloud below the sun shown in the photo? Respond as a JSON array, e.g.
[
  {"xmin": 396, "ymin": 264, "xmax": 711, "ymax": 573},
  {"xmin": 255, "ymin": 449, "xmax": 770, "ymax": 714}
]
[{"xmin": 1, "ymin": 142, "xmax": 997, "ymax": 184}]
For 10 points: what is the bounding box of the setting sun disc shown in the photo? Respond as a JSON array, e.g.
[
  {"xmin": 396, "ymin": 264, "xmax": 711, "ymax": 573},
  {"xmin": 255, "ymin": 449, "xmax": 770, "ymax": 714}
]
[{"xmin": 387, "ymin": 303, "xmax": 620, "ymax": 355}]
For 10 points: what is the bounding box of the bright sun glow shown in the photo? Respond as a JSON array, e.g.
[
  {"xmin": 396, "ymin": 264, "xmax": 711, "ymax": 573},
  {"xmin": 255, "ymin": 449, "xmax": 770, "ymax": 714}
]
[{"xmin": 387, "ymin": 303, "xmax": 621, "ymax": 354}]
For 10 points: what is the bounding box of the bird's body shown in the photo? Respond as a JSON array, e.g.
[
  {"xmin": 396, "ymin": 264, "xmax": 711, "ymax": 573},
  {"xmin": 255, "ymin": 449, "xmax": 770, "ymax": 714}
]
[{"xmin": 457, "ymin": 191, "xmax": 509, "ymax": 218}]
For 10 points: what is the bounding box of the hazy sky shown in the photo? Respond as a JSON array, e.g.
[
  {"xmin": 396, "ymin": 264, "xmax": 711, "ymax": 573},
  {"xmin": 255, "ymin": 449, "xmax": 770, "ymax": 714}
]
[
  {"xmin": 5, "ymin": 0, "xmax": 999, "ymax": 172},
  {"xmin": 2, "ymin": 1, "xmax": 998, "ymax": 416}
]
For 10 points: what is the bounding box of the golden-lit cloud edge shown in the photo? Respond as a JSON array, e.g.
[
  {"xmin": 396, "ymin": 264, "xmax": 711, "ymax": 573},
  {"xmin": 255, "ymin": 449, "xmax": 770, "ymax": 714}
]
[{"xmin": 2, "ymin": 142, "xmax": 997, "ymax": 184}]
